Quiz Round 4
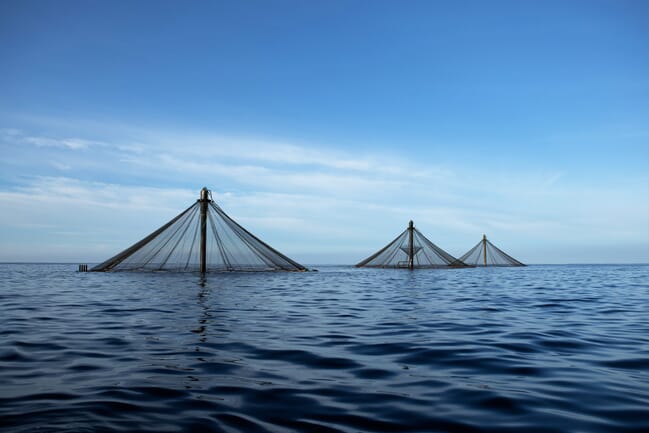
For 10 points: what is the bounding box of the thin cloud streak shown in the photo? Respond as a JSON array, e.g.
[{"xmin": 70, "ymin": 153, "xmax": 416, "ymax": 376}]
[
  {"xmin": 136, "ymin": 130, "xmax": 444, "ymax": 177},
  {"xmin": 1, "ymin": 129, "xmax": 103, "ymax": 150}
]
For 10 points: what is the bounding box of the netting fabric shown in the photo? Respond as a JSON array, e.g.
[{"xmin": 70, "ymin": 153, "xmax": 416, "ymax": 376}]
[
  {"xmin": 459, "ymin": 236, "xmax": 525, "ymax": 267},
  {"xmin": 91, "ymin": 190, "xmax": 307, "ymax": 272},
  {"xmin": 356, "ymin": 221, "xmax": 468, "ymax": 268}
]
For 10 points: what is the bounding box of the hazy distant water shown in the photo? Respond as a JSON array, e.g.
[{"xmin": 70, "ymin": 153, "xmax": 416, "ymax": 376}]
[{"xmin": 1, "ymin": 263, "xmax": 648, "ymax": 433}]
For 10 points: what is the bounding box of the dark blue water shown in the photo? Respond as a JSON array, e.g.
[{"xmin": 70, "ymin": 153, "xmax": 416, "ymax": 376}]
[{"xmin": 1, "ymin": 264, "xmax": 648, "ymax": 432}]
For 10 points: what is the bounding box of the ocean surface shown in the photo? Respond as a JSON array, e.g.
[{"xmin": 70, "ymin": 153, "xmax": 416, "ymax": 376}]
[{"xmin": 1, "ymin": 263, "xmax": 648, "ymax": 433}]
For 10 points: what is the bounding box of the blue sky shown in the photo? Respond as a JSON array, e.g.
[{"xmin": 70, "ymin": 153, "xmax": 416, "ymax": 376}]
[{"xmin": 1, "ymin": 0, "xmax": 648, "ymax": 264}]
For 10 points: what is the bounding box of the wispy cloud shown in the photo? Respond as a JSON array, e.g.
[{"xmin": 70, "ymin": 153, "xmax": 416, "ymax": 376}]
[
  {"xmin": 22, "ymin": 136, "xmax": 94, "ymax": 150},
  {"xmin": 131, "ymin": 130, "xmax": 435, "ymax": 175},
  {"xmin": 50, "ymin": 161, "xmax": 72, "ymax": 171},
  {"xmin": 1, "ymin": 128, "xmax": 106, "ymax": 150},
  {"xmin": 0, "ymin": 119, "xmax": 647, "ymax": 263}
]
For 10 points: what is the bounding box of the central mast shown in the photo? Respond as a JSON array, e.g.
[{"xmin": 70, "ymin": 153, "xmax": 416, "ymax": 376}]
[
  {"xmin": 408, "ymin": 220, "xmax": 414, "ymax": 270},
  {"xmin": 482, "ymin": 234, "xmax": 487, "ymax": 267},
  {"xmin": 199, "ymin": 187, "xmax": 209, "ymax": 273}
]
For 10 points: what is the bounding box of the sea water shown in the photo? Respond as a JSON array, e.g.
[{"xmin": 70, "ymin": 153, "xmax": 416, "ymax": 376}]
[{"xmin": 1, "ymin": 263, "xmax": 648, "ymax": 432}]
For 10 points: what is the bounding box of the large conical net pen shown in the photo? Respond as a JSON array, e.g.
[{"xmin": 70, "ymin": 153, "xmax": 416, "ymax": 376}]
[
  {"xmin": 91, "ymin": 187, "xmax": 307, "ymax": 272},
  {"xmin": 355, "ymin": 220, "xmax": 469, "ymax": 269},
  {"xmin": 458, "ymin": 235, "xmax": 525, "ymax": 267}
]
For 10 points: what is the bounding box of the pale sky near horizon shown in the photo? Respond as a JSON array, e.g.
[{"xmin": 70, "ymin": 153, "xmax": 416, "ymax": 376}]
[{"xmin": 1, "ymin": 0, "xmax": 648, "ymax": 264}]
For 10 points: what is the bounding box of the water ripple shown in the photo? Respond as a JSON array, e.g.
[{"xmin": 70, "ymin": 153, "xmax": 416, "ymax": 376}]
[{"xmin": 1, "ymin": 263, "xmax": 648, "ymax": 432}]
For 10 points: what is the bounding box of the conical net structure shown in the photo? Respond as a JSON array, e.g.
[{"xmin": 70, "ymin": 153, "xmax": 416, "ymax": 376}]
[
  {"xmin": 91, "ymin": 189, "xmax": 306, "ymax": 272},
  {"xmin": 459, "ymin": 235, "xmax": 525, "ymax": 267},
  {"xmin": 356, "ymin": 221, "xmax": 468, "ymax": 269}
]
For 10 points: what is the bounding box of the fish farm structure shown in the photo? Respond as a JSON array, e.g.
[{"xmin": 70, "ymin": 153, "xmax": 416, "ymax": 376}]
[
  {"xmin": 355, "ymin": 220, "xmax": 469, "ymax": 269},
  {"xmin": 459, "ymin": 235, "xmax": 525, "ymax": 267},
  {"xmin": 91, "ymin": 187, "xmax": 307, "ymax": 273}
]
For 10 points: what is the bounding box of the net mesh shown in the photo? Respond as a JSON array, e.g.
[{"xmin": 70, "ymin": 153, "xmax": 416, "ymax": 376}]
[
  {"xmin": 356, "ymin": 222, "xmax": 468, "ymax": 268},
  {"xmin": 91, "ymin": 192, "xmax": 306, "ymax": 272},
  {"xmin": 459, "ymin": 236, "xmax": 525, "ymax": 267}
]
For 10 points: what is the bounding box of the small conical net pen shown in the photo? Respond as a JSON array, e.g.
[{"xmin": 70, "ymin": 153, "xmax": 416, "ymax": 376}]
[
  {"xmin": 458, "ymin": 235, "xmax": 525, "ymax": 267},
  {"xmin": 355, "ymin": 220, "xmax": 469, "ymax": 269}
]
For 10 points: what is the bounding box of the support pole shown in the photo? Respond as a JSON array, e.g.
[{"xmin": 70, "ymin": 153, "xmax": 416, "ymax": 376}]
[
  {"xmin": 483, "ymin": 234, "xmax": 487, "ymax": 267},
  {"xmin": 200, "ymin": 187, "xmax": 209, "ymax": 273},
  {"xmin": 408, "ymin": 220, "xmax": 414, "ymax": 270}
]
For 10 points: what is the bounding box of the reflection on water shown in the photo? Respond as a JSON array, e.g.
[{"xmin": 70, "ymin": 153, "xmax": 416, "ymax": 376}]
[
  {"xmin": 1, "ymin": 264, "xmax": 649, "ymax": 432},
  {"xmin": 192, "ymin": 277, "xmax": 209, "ymax": 340}
]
